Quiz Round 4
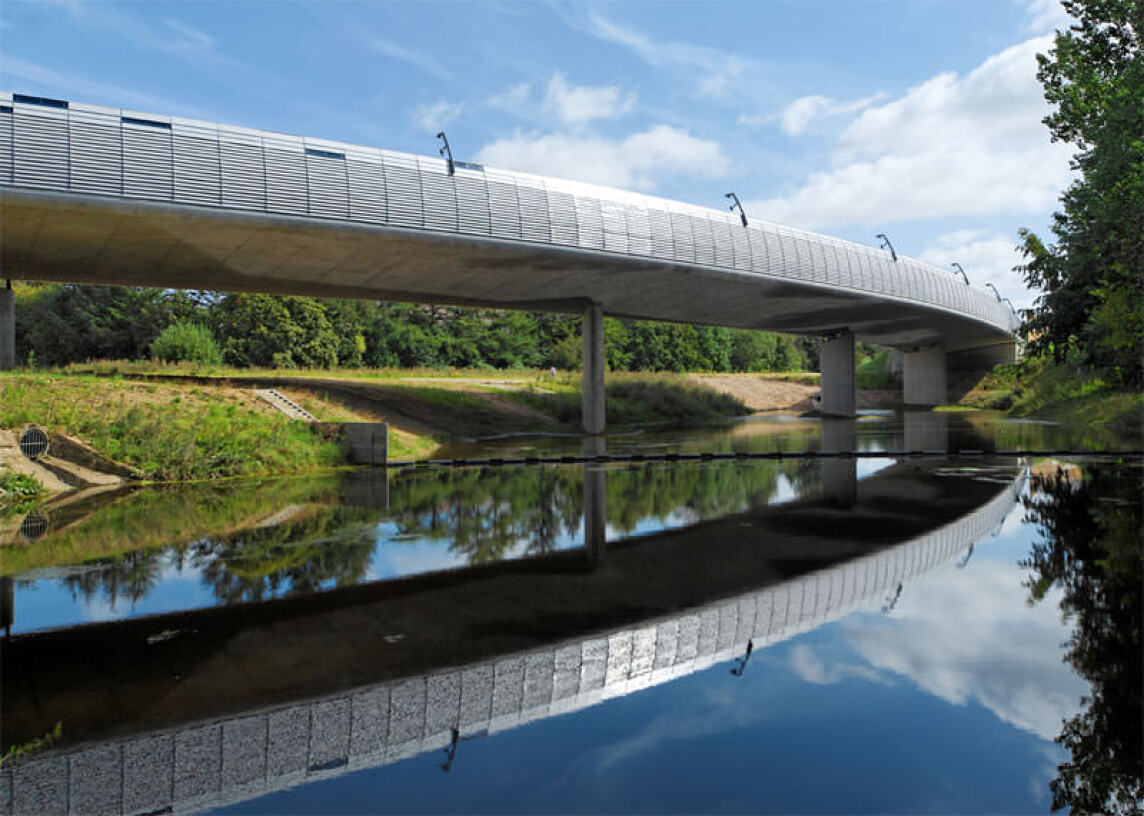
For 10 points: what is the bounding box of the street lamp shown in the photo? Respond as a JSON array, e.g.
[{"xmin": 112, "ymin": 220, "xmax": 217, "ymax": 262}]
[
  {"xmin": 436, "ymin": 131, "xmax": 455, "ymax": 176},
  {"xmin": 950, "ymin": 262, "xmax": 969, "ymax": 285},
  {"xmin": 985, "ymin": 283, "xmax": 1002, "ymax": 301},
  {"xmin": 725, "ymin": 192, "xmax": 748, "ymax": 227},
  {"xmin": 876, "ymin": 233, "xmax": 898, "ymax": 262}
]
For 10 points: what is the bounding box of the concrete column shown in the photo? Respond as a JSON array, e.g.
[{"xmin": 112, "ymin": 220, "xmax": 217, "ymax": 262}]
[
  {"xmin": 582, "ymin": 436, "xmax": 607, "ymax": 568},
  {"xmin": 819, "ymin": 330, "xmax": 855, "ymax": 417},
  {"xmin": 820, "ymin": 418, "xmax": 857, "ymax": 507},
  {"xmin": 0, "ymin": 285, "xmax": 15, "ymax": 371},
  {"xmin": 582, "ymin": 303, "xmax": 606, "ymax": 434},
  {"xmin": 903, "ymin": 347, "xmax": 947, "ymax": 406},
  {"xmin": 904, "ymin": 410, "xmax": 950, "ymax": 452}
]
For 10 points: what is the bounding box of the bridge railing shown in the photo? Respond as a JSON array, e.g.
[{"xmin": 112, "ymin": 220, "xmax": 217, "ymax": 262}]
[{"xmin": 0, "ymin": 92, "xmax": 1016, "ymax": 335}]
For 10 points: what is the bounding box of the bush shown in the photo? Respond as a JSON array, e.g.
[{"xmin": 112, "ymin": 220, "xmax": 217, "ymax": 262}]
[{"xmin": 150, "ymin": 321, "xmax": 223, "ymax": 365}]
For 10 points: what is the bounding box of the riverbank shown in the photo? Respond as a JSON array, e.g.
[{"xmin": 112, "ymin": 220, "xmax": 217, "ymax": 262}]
[
  {"xmin": 0, "ymin": 368, "xmax": 769, "ymax": 486},
  {"xmin": 959, "ymin": 359, "xmax": 1142, "ymax": 445}
]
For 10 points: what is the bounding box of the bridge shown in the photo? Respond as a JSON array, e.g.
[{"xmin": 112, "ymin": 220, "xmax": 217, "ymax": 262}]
[
  {"xmin": 0, "ymin": 92, "xmax": 1018, "ymax": 429},
  {"xmin": 0, "ymin": 460, "xmax": 1024, "ymax": 815}
]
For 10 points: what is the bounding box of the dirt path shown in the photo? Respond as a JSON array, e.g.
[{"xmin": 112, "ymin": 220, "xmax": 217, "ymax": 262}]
[{"xmin": 687, "ymin": 374, "xmax": 819, "ymax": 412}]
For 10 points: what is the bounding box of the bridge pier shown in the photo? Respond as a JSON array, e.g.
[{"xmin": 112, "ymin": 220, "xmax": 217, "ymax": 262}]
[
  {"xmin": 819, "ymin": 330, "xmax": 855, "ymax": 417},
  {"xmin": 820, "ymin": 418, "xmax": 857, "ymax": 507},
  {"xmin": 903, "ymin": 347, "xmax": 948, "ymax": 406},
  {"xmin": 582, "ymin": 436, "xmax": 607, "ymax": 567},
  {"xmin": 1, "ymin": 282, "xmax": 14, "ymax": 371},
  {"xmin": 582, "ymin": 303, "xmax": 606, "ymax": 434}
]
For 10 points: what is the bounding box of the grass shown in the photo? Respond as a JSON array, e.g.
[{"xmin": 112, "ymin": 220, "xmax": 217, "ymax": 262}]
[
  {"xmin": 511, "ymin": 374, "xmax": 748, "ymax": 427},
  {"xmin": 960, "ymin": 356, "xmax": 1143, "ymax": 446},
  {"xmin": 0, "ymin": 467, "xmax": 45, "ymax": 516},
  {"xmin": 0, "ymin": 374, "xmax": 343, "ymax": 481}
]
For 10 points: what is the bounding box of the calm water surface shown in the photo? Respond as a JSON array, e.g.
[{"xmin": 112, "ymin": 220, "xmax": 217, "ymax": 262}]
[{"xmin": 1, "ymin": 411, "xmax": 1139, "ymax": 814}]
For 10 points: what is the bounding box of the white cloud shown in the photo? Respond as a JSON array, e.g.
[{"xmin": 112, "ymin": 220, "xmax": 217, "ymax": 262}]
[
  {"xmin": 918, "ymin": 230, "xmax": 1034, "ymax": 308},
  {"xmin": 584, "ymin": 10, "xmax": 753, "ymax": 98},
  {"xmin": 844, "ymin": 557, "xmax": 1087, "ymax": 740},
  {"xmin": 787, "ymin": 643, "xmax": 890, "ymax": 686},
  {"xmin": 767, "ymin": 93, "xmax": 885, "ymax": 135},
  {"xmin": 410, "ymin": 100, "xmax": 464, "ymax": 134},
  {"xmin": 475, "ymin": 124, "xmax": 729, "ymax": 191},
  {"xmin": 1024, "ymin": 0, "xmax": 1072, "ymax": 33},
  {"xmin": 748, "ymin": 37, "xmax": 1073, "ymax": 230},
  {"xmin": 368, "ymin": 37, "xmax": 450, "ymax": 80},
  {"xmin": 544, "ymin": 73, "xmax": 635, "ymax": 127}
]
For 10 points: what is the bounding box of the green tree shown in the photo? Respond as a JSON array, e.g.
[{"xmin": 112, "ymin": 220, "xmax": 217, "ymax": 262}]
[
  {"xmin": 213, "ymin": 294, "xmax": 339, "ymax": 368},
  {"xmin": 150, "ymin": 320, "xmax": 223, "ymax": 364},
  {"xmin": 1020, "ymin": 0, "xmax": 1143, "ymax": 386},
  {"xmin": 1021, "ymin": 463, "xmax": 1142, "ymax": 814}
]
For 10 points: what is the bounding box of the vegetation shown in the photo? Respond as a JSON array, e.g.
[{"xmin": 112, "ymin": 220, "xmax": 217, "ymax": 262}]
[
  {"xmin": 0, "ymin": 467, "xmax": 45, "ymax": 515},
  {"xmin": 2, "ymin": 722, "xmax": 63, "ymax": 768},
  {"xmin": 512, "ymin": 376, "xmax": 747, "ymax": 428},
  {"xmin": 13, "ymin": 285, "xmax": 813, "ymax": 374},
  {"xmin": 150, "ymin": 320, "xmax": 223, "ymax": 365},
  {"xmin": 0, "ymin": 374, "xmax": 342, "ymax": 481},
  {"xmin": 1022, "ymin": 461, "xmax": 1142, "ymax": 814},
  {"xmin": 1003, "ymin": 0, "xmax": 1143, "ymax": 426}
]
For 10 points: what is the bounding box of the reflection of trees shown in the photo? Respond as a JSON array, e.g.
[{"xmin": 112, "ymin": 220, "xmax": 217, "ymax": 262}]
[
  {"xmin": 386, "ymin": 461, "xmax": 800, "ymax": 564},
  {"xmin": 63, "ymin": 549, "xmax": 165, "ymax": 611},
  {"xmin": 1022, "ymin": 463, "xmax": 1142, "ymax": 814},
  {"xmin": 188, "ymin": 512, "xmax": 376, "ymax": 604}
]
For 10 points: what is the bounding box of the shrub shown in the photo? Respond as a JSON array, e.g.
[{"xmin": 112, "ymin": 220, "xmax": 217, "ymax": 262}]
[{"xmin": 150, "ymin": 321, "xmax": 223, "ymax": 365}]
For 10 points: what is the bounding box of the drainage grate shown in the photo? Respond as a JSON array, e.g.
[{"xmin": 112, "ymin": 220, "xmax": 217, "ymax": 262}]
[{"xmin": 18, "ymin": 426, "xmax": 49, "ymax": 460}]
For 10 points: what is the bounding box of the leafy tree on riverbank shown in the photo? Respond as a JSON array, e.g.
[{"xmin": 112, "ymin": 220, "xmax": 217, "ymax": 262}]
[
  {"xmin": 12, "ymin": 283, "xmax": 811, "ymax": 373},
  {"xmin": 1020, "ymin": 0, "xmax": 1143, "ymax": 387}
]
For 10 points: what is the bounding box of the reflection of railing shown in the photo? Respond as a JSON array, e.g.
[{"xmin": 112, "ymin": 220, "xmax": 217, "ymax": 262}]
[
  {"xmin": 1, "ymin": 471, "xmax": 1024, "ymax": 816},
  {"xmin": 0, "ymin": 93, "xmax": 1014, "ymax": 333}
]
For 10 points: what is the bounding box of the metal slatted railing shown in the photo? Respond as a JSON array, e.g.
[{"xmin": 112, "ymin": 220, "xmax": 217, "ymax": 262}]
[{"xmin": 0, "ymin": 91, "xmax": 1018, "ymax": 335}]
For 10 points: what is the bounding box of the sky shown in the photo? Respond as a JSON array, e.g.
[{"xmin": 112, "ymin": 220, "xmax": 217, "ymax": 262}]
[{"xmin": 0, "ymin": 0, "xmax": 1078, "ymax": 308}]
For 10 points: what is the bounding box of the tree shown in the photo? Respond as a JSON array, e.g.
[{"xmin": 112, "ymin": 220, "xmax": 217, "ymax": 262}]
[
  {"xmin": 1021, "ymin": 463, "xmax": 1142, "ymax": 814},
  {"xmin": 1020, "ymin": 0, "xmax": 1143, "ymax": 386},
  {"xmin": 213, "ymin": 294, "xmax": 339, "ymax": 368}
]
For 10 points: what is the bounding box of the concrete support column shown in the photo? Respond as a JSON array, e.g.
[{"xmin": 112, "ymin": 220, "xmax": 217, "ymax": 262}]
[
  {"xmin": 820, "ymin": 418, "xmax": 857, "ymax": 507},
  {"xmin": 904, "ymin": 410, "xmax": 950, "ymax": 452},
  {"xmin": 903, "ymin": 347, "xmax": 948, "ymax": 406},
  {"xmin": 582, "ymin": 436, "xmax": 607, "ymax": 568},
  {"xmin": 819, "ymin": 330, "xmax": 855, "ymax": 417},
  {"xmin": 0, "ymin": 284, "xmax": 15, "ymax": 371},
  {"xmin": 582, "ymin": 303, "xmax": 606, "ymax": 434}
]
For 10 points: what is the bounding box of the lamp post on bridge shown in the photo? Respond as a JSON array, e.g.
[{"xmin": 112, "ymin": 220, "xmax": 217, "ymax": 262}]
[
  {"xmin": 876, "ymin": 233, "xmax": 898, "ymax": 262},
  {"xmin": 950, "ymin": 262, "xmax": 970, "ymax": 285}
]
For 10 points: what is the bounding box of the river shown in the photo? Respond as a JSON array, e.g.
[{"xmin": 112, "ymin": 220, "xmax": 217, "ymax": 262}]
[{"xmin": 1, "ymin": 410, "xmax": 1139, "ymax": 814}]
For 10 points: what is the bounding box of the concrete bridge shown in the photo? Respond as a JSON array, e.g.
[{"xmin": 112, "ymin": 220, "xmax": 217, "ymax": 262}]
[
  {"xmin": 0, "ymin": 92, "xmax": 1017, "ymax": 428},
  {"xmin": 1, "ymin": 458, "xmax": 1024, "ymax": 815}
]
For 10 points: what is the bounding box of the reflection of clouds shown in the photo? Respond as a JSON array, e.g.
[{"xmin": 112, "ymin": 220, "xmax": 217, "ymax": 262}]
[
  {"xmin": 595, "ymin": 687, "xmax": 756, "ymax": 772},
  {"xmin": 788, "ymin": 643, "xmax": 890, "ymax": 686},
  {"xmin": 841, "ymin": 558, "xmax": 1086, "ymax": 739}
]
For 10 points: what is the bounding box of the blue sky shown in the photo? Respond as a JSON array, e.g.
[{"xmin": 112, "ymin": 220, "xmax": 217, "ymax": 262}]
[{"xmin": 0, "ymin": 0, "xmax": 1076, "ymax": 307}]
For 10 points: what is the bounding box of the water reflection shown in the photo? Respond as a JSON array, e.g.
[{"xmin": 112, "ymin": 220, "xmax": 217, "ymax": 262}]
[
  {"xmin": 1020, "ymin": 461, "xmax": 1143, "ymax": 813},
  {"xmin": 1, "ymin": 455, "xmax": 1026, "ymax": 815}
]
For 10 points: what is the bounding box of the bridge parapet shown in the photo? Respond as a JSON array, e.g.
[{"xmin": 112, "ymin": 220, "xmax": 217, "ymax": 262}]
[{"xmin": 0, "ymin": 91, "xmax": 1016, "ymax": 337}]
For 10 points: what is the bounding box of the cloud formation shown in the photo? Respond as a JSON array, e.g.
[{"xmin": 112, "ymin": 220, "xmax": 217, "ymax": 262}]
[
  {"xmin": 409, "ymin": 100, "xmax": 464, "ymax": 134},
  {"xmin": 544, "ymin": 73, "xmax": 635, "ymax": 127},
  {"xmin": 475, "ymin": 124, "xmax": 729, "ymax": 191},
  {"xmin": 747, "ymin": 36, "xmax": 1073, "ymax": 229},
  {"xmin": 918, "ymin": 230, "xmax": 1033, "ymax": 307}
]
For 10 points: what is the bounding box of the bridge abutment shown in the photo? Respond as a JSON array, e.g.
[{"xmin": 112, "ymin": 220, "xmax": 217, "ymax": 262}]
[
  {"xmin": 1, "ymin": 283, "xmax": 14, "ymax": 371},
  {"xmin": 819, "ymin": 330, "xmax": 855, "ymax": 417},
  {"xmin": 582, "ymin": 303, "xmax": 606, "ymax": 434},
  {"xmin": 903, "ymin": 347, "xmax": 948, "ymax": 406}
]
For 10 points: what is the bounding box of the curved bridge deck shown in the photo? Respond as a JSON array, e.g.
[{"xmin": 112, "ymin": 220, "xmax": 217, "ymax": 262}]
[{"xmin": 0, "ymin": 92, "xmax": 1015, "ymax": 352}]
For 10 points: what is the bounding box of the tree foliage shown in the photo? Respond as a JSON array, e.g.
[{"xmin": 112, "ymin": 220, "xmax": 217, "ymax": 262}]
[
  {"xmin": 14, "ymin": 284, "xmax": 811, "ymax": 374},
  {"xmin": 1020, "ymin": 0, "xmax": 1143, "ymax": 386},
  {"xmin": 1022, "ymin": 463, "xmax": 1143, "ymax": 814}
]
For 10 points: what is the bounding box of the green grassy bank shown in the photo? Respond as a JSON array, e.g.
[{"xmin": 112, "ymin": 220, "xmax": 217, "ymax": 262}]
[{"xmin": 960, "ymin": 357, "xmax": 1143, "ymax": 445}]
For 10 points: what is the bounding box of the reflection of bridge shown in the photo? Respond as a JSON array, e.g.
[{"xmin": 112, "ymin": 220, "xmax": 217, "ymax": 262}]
[
  {"xmin": 0, "ymin": 92, "xmax": 1016, "ymax": 426},
  {"xmin": 1, "ymin": 461, "xmax": 1024, "ymax": 815}
]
